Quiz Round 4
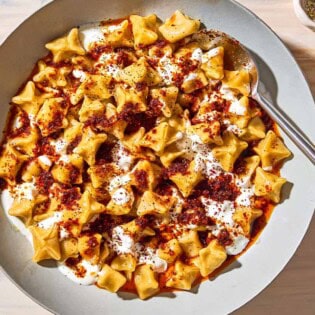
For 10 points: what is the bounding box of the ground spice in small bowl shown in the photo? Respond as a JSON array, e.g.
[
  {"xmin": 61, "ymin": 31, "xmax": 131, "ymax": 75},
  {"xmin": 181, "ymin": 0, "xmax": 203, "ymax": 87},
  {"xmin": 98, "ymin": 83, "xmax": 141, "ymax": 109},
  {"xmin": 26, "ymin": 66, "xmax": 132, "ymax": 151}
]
[{"xmin": 304, "ymin": 0, "xmax": 315, "ymax": 20}]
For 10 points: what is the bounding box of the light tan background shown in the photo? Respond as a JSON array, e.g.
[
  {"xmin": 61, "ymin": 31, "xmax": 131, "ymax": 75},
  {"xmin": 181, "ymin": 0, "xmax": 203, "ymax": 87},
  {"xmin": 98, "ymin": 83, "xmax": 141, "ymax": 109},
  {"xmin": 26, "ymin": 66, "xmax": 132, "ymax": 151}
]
[{"xmin": 0, "ymin": 0, "xmax": 314, "ymax": 314}]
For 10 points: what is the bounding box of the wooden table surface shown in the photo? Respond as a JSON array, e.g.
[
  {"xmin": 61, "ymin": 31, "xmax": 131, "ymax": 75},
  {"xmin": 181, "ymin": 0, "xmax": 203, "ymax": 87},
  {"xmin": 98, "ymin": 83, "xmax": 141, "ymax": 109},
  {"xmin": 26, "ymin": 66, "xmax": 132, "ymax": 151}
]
[{"xmin": 0, "ymin": 0, "xmax": 314, "ymax": 314}]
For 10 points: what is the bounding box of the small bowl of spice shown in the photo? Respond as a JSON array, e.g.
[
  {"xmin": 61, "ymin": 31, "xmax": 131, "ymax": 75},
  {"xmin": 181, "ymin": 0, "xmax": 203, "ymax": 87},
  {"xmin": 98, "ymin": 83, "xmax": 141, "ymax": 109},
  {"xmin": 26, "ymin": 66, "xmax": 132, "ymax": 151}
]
[{"xmin": 293, "ymin": 0, "xmax": 315, "ymax": 30}]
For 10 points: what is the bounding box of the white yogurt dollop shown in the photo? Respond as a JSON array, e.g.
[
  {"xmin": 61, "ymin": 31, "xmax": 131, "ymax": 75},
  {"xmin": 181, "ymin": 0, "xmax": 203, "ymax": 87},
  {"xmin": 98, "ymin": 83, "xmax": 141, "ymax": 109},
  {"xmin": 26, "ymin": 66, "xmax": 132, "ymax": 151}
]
[
  {"xmin": 57, "ymin": 259, "xmax": 100, "ymax": 285},
  {"xmin": 109, "ymin": 226, "xmax": 135, "ymax": 255},
  {"xmin": 202, "ymin": 198, "xmax": 236, "ymax": 226},
  {"xmin": 79, "ymin": 23, "xmax": 105, "ymax": 51},
  {"xmin": 229, "ymin": 99, "xmax": 246, "ymax": 116},
  {"xmin": 112, "ymin": 187, "xmax": 130, "ymax": 205},
  {"xmin": 137, "ymin": 246, "xmax": 168, "ymax": 273},
  {"xmin": 112, "ymin": 143, "xmax": 133, "ymax": 171},
  {"xmin": 225, "ymin": 234, "xmax": 249, "ymax": 255},
  {"xmin": 37, "ymin": 212, "xmax": 63, "ymax": 230}
]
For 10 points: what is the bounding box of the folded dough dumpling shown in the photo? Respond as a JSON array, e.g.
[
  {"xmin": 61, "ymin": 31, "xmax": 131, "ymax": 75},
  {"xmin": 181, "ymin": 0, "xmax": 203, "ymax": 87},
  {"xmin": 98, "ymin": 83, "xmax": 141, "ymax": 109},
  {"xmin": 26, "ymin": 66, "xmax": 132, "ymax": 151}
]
[
  {"xmin": 178, "ymin": 230, "xmax": 202, "ymax": 258},
  {"xmin": 159, "ymin": 10, "xmax": 200, "ymax": 43},
  {"xmin": 78, "ymin": 233, "xmax": 102, "ymax": 264},
  {"xmin": 12, "ymin": 81, "xmax": 48, "ymax": 116},
  {"xmin": 195, "ymin": 240, "xmax": 227, "ymax": 277},
  {"xmin": 166, "ymin": 260, "xmax": 199, "ymax": 290},
  {"xmin": 97, "ymin": 264, "xmax": 127, "ymax": 293},
  {"xmin": 212, "ymin": 131, "xmax": 248, "ymax": 172},
  {"xmin": 103, "ymin": 20, "xmax": 133, "ymax": 48},
  {"xmin": 134, "ymin": 264, "xmax": 159, "ymax": 299},
  {"xmin": 111, "ymin": 254, "xmax": 136, "ymax": 272},
  {"xmin": 30, "ymin": 225, "xmax": 61, "ymax": 262},
  {"xmin": 137, "ymin": 191, "xmax": 175, "ymax": 216},
  {"xmin": 233, "ymin": 207, "xmax": 263, "ymax": 235},
  {"xmin": 222, "ymin": 69, "xmax": 251, "ymax": 96},
  {"xmin": 0, "ymin": 144, "xmax": 27, "ymax": 184},
  {"xmin": 254, "ymin": 130, "xmax": 291, "ymax": 169},
  {"xmin": 254, "ymin": 167, "xmax": 286, "ymax": 203},
  {"xmin": 168, "ymin": 159, "xmax": 203, "ymax": 197},
  {"xmin": 45, "ymin": 28, "xmax": 85, "ymax": 62},
  {"xmin": 201, "ymin": 46, "xmax": 225, "ymax": 80},
  {"xmin": 130, "ymin": 14, "xmax": 158, "ymax": 47}
]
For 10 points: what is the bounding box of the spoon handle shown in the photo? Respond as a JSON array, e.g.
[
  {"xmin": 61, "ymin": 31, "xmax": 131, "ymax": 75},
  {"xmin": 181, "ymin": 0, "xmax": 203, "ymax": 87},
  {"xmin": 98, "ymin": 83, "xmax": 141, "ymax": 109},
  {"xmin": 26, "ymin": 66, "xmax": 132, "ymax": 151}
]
[{"xmin": 255, "ymin": 93, "xmax": 315, "ymax": 165}]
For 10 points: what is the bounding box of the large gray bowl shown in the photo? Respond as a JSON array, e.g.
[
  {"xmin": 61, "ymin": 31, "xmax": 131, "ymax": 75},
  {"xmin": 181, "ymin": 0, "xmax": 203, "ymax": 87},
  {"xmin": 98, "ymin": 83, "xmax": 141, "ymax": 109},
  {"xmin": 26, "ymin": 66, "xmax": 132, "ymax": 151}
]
[{"xmin": 0, "ymin": 1, "xmax": 314, "ymax": 314}]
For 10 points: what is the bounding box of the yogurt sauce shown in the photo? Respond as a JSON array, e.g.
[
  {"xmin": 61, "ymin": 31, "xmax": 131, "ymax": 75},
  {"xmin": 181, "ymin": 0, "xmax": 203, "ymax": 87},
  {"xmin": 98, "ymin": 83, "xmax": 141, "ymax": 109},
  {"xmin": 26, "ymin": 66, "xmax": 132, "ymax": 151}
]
[{"xmin": 57, "ymin": 259, "xmax": 100, "ymax": 285}]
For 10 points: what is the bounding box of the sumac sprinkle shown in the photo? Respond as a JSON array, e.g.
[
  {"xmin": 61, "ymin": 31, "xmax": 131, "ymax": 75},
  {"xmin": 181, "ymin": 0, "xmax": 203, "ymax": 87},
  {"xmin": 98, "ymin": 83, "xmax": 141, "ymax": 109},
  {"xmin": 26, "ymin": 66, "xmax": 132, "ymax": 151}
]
[
  {"xmin": 84, "ymin": 236, "xmax": 99, "ymax": 256},
  {"xmin": 152, "ymin": 39, "xmax": 168, "ymax": 49},
  {"xmin": 134, "ymin": 170, "xmax": 148, "ymax": 191},
  {"xmin": 206, "ymin": 174, "xmax": 240, "ymax": 202},
  {"xmin": 173, "ymin": 73, "xmax": 184, "ymax": 88},
  {"xmin": 135, "ymin": 82, "xmax": 147, "ymax": 92},
  {"xmin": 88, "ymin": 45, "xmax": 113, "ymax": 60},
  {"xmin": 7, "ymin": 107, "xmax": 31, "ymax": 139},
  {"xmin": 177, "ymin": 209, "xmax": 213, "ymax": 227},
  {"xmin": 65, "ymin": 256, "xmax": 82, "ymax": 268},
  {"xmin": 69, "ymin": 165, "xmax": 81, "ymax": 183},
  {"xmin": 233, "ymin": 158, "xmax": 247, "ymax": 175},
  {"xmin": 120, "ymin": 100, "xmax": 162, "ymax": 135},
  {"xmin": 65, "ymin": 256, "xmax": 86, "ymax": 278},
  {"xmin": 119, "ymin": 103, "xmax": 141, "ymax": 121},
  {"xmin": 61, "ymin": 188, "xmax": 81, "ymax": 208},
  {"xmin": 116, "ymin": 50, "xmax": 134, "ymax": 68},
  {"xmin": 166, "ymin": 158, "xmax": 190, "ymax": 177},
  {"xmin": 35, "ymin": 137, "xmax": 55, "ymax": 156},
  {"xmin": 124, "ymin": 112, "xmax": 157, "ymax": 135},
  {"xmin": 155, "ymin": 180, "xmax": 174, "ymax": 196},
  {"xmin": 192, "ymin": 175, "xmax": 239, "ymax": 202},
  {"xmin": 217, "ymin": 229, "xmax": 233, "ymax": 246},
  {"xmin": 95, "ymin": 142, "xmax": 115, "ymax": 164},
  {"xmin": 66, "ymin": 135, "xmax": 82, "ymax": 154},
  {"xmin": 189, "ymin": 180, "xmax": 210, "ymax": 199},
  {"xmin": 147, "ymin": 58, "xmax": 158, "ymax": 69},
  {"xmin": 210, "ymin": 99, "xmax": 230, "ymax": 112},
  {"xmin": 86, "ymin": 214, "xmax": 115, "ymax": 234},
  {"xmin": 182, "ymin": 196, "xmax": 204, "ymax": 211},
  {"xmin": 135, "ymin": 215, "xmax": 156, "ymax": 229},
  {"xmin": 147, "ymin": 98, "xmax": 163, "ymax": 117},
  {"xmin": 45, "ymin": 111, "xmax": 65, "ymax": 135},
  {"xmin": 36, "ymin": 171, "xmax": 54, "ymax": 194},
  {"xmin": 61, "ymin": 219, "xmax": 79, "ymax": 236},
  {"xmin": 85, "ymin": 214, "xmax": 134, "ymax": 235},
  {"xmin": 178, "ymin": 57, "xmax": 198, "ymax": 76},
  {"xmin": 84, "ymin": 115, "xmax": 116, "ymax": 132}
]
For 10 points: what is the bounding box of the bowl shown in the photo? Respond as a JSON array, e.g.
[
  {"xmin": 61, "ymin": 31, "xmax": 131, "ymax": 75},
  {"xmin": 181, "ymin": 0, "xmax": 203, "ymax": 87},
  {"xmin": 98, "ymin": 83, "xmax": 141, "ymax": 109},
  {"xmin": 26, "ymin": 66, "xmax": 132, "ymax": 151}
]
[{"xmin": 0, "ymin": 1, "xmax": 314, "ymax": 314}]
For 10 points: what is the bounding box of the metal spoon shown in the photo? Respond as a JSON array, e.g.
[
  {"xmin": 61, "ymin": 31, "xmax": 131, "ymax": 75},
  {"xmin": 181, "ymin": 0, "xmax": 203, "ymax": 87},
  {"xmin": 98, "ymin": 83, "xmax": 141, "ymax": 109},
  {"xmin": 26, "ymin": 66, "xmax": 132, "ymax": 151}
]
[{"xmin": 193, "ymin": 30, "xmax": 315, "ymax": 164}]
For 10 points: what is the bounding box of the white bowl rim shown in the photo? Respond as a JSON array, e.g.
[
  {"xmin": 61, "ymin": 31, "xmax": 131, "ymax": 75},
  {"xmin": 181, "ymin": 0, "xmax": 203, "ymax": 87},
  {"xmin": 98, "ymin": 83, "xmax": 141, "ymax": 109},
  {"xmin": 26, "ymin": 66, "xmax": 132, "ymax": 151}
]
[{"xmin": 0, "ymin": 1, "xmax": 314, "ymax": 314}]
